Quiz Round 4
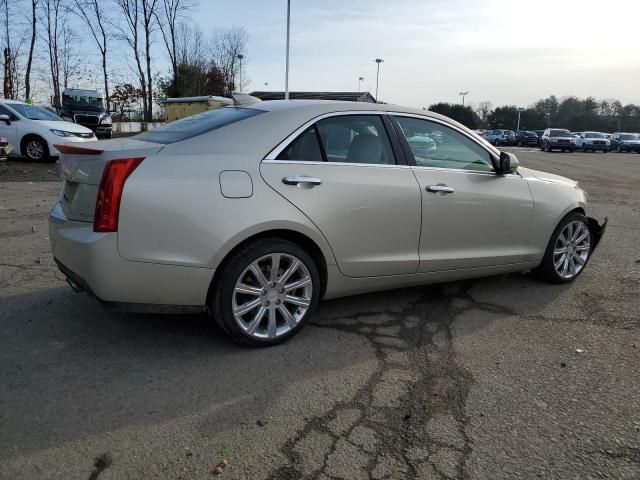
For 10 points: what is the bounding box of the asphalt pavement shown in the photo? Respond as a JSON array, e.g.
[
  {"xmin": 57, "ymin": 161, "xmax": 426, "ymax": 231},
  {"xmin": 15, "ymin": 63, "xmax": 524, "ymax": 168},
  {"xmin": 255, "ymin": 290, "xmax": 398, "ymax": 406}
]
[{"xmin": 1, "ymin": 148, "xmax": 638, "ymax": 479}]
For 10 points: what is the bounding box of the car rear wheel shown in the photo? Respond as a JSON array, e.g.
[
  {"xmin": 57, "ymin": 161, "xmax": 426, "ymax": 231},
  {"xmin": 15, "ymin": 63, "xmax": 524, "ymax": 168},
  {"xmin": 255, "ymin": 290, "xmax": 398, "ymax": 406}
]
[
  {"xmin": 211, "ymin": 238, "xmax": 321, "ymax": 347},
  {"xmin": 21, "ymin": 135, "xmax": 50, "ymax": 162},
  {"xmin": 533, "ymin": 212, "xmax": 593, "ymax": 284}
]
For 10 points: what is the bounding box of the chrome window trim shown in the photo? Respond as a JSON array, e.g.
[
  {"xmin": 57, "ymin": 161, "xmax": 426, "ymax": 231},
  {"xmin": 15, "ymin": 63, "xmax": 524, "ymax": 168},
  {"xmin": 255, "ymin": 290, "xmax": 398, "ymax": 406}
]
[
  {"xmin": 264, "ymin": 110, "xmax": 395, "ymax": 162},
  {"xmin": 263, "ymin": 109, "xmax": 511, "ymax": 176},
  {"xmin": 262, "ymin": 159, "xmax": 409, "ymax": 170}
]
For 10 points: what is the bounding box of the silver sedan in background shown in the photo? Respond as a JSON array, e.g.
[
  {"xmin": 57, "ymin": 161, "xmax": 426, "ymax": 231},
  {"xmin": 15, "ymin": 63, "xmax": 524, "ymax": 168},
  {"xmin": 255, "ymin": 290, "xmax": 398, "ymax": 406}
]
[{"xmin": 49, "ymin": 97, "xmax": 606, "ymax": 346}]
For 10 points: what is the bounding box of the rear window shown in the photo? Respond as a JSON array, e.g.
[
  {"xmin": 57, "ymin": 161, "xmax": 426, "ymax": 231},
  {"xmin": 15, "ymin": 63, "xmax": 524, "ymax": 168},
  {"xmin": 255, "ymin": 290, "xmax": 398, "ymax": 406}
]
[{"xmin": 134, "ymin": 107, "xmax": 264, "ymax": 144}]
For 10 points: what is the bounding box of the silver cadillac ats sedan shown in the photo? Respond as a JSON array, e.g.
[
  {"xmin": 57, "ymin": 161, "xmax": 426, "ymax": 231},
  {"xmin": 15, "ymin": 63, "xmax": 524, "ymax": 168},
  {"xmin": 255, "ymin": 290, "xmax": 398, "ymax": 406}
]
[{"xmin": 50, "ymin": 96, "xmax": 606, "ymax": 346}]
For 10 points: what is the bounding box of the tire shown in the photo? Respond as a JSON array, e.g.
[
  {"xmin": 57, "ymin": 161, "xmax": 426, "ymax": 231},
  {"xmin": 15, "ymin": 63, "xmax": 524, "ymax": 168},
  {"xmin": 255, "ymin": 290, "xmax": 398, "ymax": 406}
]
[
  {"xmin": 21, "ymin": 135, "xmax": 50, "ymax": 162},
  {"xmin": 532, "ymin": 212, "xmax": 594, "ymax": 284},
  {"xmin": 210, "ymin": 238, "xmax": 321, "ymax": 347}
]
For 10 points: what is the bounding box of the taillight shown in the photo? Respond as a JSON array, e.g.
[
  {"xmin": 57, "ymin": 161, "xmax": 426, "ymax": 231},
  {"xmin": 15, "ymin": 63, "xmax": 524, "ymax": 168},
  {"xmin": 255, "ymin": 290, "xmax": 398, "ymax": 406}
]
[{"xmin": 94, "ymin": 157, "xmax": 144, "ymax": 232}]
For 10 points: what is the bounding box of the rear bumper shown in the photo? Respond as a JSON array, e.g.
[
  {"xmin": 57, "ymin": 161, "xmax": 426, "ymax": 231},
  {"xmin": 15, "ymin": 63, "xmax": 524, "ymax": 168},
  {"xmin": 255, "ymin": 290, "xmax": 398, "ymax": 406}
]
[{"xmin": 49, "ymin": 202, "xmax": 213, "ymax": 310}]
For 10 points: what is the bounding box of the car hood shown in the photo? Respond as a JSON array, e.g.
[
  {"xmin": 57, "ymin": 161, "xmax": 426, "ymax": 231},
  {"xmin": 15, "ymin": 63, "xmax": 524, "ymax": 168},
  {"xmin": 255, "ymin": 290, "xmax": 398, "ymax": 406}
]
[
  {"xmin": 518, "ymin": 167, "xmax": 578, "ymax": 187},
  {"xmin": 622, "ymin": 139, "xmax": 640, "ymax": 144},
  {"xmin": 32, "ymin": 120, "xmax": 94, "ymax": 133}
]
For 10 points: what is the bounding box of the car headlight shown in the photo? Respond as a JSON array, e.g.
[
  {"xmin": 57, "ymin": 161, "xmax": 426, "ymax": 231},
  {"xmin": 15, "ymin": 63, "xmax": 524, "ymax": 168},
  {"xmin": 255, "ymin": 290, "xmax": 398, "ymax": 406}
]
[
  {"xmin": 50, "ymin": 129, "xmax": 74, "ymax": 137},
  {"xmin": 100, "ymin": 116, "xmax": 112, "ymax": 125}
]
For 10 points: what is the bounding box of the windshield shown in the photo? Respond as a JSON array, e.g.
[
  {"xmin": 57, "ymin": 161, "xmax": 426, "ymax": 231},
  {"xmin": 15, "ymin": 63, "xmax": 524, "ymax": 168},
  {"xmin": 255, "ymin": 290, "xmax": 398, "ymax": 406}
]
[
  {"xmin": 135, "ymin": 107, "xmax": 264, "ymax": 144},
  {"xmin": 62, "ymin": 94, "xmax": 105, "ymax": 110},
  {"xmin": 550, "ymin": 129, "xmax": 570, "ymax": 136},
  {"xmin": 584, "ymin": 132, "xmax": 604, "ymax": 138},
  {"xmin": 620, "ymin": 133, "xmax": 639, "ymax": 140},
  {"xmin": 9, "ymin": 104, "xmax": 63, "ymax": 121}
]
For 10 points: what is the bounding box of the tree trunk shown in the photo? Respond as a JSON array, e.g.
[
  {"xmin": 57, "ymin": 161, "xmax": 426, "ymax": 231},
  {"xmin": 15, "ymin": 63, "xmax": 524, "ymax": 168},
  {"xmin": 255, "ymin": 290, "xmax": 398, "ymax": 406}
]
[{"xmin": 25, "ymin": 0, "xmax": 37, "ymax": 101}]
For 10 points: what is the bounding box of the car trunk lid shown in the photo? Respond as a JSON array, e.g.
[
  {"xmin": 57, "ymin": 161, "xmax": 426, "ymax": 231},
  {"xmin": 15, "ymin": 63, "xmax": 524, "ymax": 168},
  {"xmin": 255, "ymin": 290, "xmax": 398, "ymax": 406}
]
[{"xmin": 56, "ymin": 138, "xmax": 164, "ymax": 222}]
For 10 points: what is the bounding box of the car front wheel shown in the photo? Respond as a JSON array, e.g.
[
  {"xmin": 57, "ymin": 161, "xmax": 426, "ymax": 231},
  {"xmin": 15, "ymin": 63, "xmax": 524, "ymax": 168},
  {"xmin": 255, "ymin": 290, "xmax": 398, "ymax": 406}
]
[
  {"xmin": 533, "ymin": 212, "xmax": 593, "ymax": 284},
  {"xmin": 21, "ymin": 135, "xmax": 50, "ymax": 162},
  {"xmin": 211, "ymin": 238, "xmax": 321, "ymax": 346}
]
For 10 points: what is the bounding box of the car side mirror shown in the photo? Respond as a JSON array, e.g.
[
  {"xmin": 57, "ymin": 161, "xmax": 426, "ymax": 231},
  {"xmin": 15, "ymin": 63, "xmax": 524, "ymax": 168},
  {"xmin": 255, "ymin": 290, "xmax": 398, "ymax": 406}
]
[
  {"xmin": 497, "ymin": 151, "xmax": 519, "ymax": 174},
  {"xmin": 0, "ymin": 114, "xmax": 10, "ymax": 125}
]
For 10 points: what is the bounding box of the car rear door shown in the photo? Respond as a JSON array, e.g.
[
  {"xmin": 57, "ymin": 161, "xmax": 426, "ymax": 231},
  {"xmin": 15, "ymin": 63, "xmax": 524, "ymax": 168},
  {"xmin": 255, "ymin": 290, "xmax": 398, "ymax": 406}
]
[
  {"xmin": 390, "ymin": 114, "xmax": 535, "ymax": 272},
  {"xmin": 260, "ymin": 113, "xmax": 421, "ymax": 278}
]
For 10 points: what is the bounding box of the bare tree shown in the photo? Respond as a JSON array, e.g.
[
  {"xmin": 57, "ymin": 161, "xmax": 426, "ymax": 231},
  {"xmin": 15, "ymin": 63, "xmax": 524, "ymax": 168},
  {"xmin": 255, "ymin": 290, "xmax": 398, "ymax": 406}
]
[
  {"xmin": 114, "ymin": 0, "xmax": 147, "ymax": 119},
  {"xmin": 41, "ymin": 0, "xmax": 64, "ymax": 106},
  {"xmin": 1, "ymin": 0, "xmax": 19, "ymax": 99},
  {"xmin": 24, "ymin": 0, "xmax": 39, "ymax": 100},
  {"xmin": 140, "ymin": 0, "xmax": 158, "ymax": 120},
  {"xmin": 476, "ymin": 101, "xmax": 493, "ymax": 128},
  {"xmin": 211, "ymin": 26, "xmax": 248, "ymax": 96},
  {"xmin": 60, "ymin": 25, "xmax": 82, "ymax": 89},
  {"xmin": 155, "ymin": 0, "xmax": 195, "ymax": 96},
  {"xmin": 72, "ymin": 0, "xmax": 111, "ymax": 109}
]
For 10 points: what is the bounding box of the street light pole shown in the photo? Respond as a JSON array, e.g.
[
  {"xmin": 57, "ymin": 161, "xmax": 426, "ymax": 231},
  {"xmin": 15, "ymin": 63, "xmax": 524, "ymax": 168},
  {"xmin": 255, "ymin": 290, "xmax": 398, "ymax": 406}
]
[
  {"xmin": 459, "ymin": 91, "xmax": 469, "ymax": 107},
  {"xmin": 374, "ymin": 58, "xmax": 384, "ymax": 102},
  {"xmin": 237, "ymin": 54, "xmax": 244, "ymax": 91},
  {"xmin": 358, "ymin": 76, "xmax": 364, "ymax": 92},
  {"xmin": 285, "ymin": 0, "xmax": 291, "ymax": 100},
  {"xmin": 516, "ymin": 107, "xmax": 525, "ymax": 131}
]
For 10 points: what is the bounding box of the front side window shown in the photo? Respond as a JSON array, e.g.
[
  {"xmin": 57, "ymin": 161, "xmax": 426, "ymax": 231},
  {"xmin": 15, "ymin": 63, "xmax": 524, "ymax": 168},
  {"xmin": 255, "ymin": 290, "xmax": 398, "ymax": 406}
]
[
  {"xmin": 393, "ymin": 116, "xmax": 494, "ymax": 172},
  {"xmin": 276, "ymin": 115, "xmax": 396, "ymax": 165}
]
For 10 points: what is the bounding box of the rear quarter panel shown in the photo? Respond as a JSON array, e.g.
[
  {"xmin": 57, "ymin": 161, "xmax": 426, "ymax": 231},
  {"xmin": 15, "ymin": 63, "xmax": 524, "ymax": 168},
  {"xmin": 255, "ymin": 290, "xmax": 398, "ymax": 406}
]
[{"xmin": 117, "ymin": 151, "xmax": 335, "ymax": 269}]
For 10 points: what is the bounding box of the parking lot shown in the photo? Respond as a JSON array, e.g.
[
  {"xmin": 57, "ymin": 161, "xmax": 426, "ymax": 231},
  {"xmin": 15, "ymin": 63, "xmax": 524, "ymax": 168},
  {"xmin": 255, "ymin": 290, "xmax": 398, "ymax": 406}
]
[{"xmin": 1, "ymin": 149, "xmax": 638, "ymax": 479}]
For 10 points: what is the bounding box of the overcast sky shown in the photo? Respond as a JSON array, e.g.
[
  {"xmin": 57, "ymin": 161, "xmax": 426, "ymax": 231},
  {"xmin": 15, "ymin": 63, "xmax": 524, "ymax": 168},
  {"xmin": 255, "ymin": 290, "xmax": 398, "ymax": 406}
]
[{"xmin": 192, "ymin": 0, "xmax": 639, "ymax": 109}]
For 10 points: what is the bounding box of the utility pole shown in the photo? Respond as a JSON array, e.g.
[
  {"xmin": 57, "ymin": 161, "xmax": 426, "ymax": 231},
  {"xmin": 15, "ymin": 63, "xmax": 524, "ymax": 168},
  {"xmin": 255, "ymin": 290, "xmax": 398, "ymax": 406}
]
[
  {"xmin": 459, "ymin": 91, "xmax": 469, "ymax": 107},
  {"xmin": 374, "ymin": 58, "xmax": 384, "ymax": 102},
  {"xmin": 237, "ymin": 54, "xmax": 244, "ymax": 91},
  {"xmin": 285, "ymin": 0, "xmax": 291, "ymax": 100}
]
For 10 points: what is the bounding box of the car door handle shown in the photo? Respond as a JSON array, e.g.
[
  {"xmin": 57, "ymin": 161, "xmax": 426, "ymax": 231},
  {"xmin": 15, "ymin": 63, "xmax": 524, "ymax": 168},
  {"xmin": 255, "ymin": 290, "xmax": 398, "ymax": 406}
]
[
  {"xmin": 426, "ymin": 184, "xmax": 454, "ymax": 194},
  {"xmin": 282, "ymin": 175, "xmax": 322, "ymax": 186}
]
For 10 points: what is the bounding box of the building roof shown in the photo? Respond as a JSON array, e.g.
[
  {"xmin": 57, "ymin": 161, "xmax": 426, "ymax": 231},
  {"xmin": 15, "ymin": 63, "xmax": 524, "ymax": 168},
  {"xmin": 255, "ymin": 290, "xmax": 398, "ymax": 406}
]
[{"xmin": 249, "ymin": 91, "xmax": 377, "ymax": 103}]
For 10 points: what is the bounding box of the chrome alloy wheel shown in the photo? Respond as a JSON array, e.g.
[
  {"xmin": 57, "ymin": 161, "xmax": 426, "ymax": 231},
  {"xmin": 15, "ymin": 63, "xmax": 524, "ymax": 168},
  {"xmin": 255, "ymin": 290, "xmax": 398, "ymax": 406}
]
[
  {"xmin": 553, "ymin": 220, "xmax": 591, "ymax": 279},
  {"xmin": 232, "ymin": 253, "xmax": 313, "ymax": 339},
  {"xmin": 26, "ymin": 140, "xmax": 45, "ymax": 160}
]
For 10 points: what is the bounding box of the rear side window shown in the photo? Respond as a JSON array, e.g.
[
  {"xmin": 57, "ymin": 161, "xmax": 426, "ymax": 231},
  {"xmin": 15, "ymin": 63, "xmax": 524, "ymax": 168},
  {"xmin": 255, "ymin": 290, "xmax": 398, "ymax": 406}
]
[
  {"xmin": 276, "ymin": 115, "xmax": 396, "ymax": 165},
  {"xmin": 134, "ymin": 107, "xmax": 264, "ymax": 144}
]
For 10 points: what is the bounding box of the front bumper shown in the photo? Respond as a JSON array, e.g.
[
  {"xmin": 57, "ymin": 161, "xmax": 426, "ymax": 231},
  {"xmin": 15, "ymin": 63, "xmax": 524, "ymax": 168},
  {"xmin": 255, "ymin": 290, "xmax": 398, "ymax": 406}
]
[
  {"xmin": 49, "ymin": 202, "xmax": 213, "ymax": 311},
  {"xmin": 587, "ymin": 216, "xmax": 607, "ymax": 252},
  {"xmin": 620, "ymin": 144, "xmax": 640, "ymax": 152}
]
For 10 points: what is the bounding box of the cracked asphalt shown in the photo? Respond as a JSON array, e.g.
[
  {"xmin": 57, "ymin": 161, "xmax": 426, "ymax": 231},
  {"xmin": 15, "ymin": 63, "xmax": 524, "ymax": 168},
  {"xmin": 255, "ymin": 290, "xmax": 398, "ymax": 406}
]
[{"xmin": 1, "ymin": 149, "xmax": 639, "ymax": 479}]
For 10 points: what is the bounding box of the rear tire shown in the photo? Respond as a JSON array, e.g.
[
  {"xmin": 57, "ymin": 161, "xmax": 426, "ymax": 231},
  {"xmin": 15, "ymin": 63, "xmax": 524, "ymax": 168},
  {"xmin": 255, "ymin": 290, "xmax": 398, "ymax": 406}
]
[
  {"xmin": 532, "ymin": 212, "xmax": 594, "ymax": 284},
  {"xmin": 210, "ymin": 238, "xmax": 321, "ymax": 347}
]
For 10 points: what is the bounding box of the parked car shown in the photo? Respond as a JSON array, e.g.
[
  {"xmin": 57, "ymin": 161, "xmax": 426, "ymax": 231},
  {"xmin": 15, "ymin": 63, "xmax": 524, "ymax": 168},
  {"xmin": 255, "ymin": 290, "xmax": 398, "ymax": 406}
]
[
  {"xmin": 0, "ymin": 136, "xmax": 10, "ymax": 161},
  {"xmin": 59, "ymin": 88, "xmax": 113, "ymax": 139},
  {"xmin": 576, "ymin": 132, "xmax": 610, "ymax": 152},
  {"xmin": 610, "ymin": 132, "xmax": 640, "ymax": 153},
  {"xmin": 533, "ymin": 130, "xmax": 545, "ymax": 146},
  {"xmin": 541, "ymin": 128, "xmax": 576, "ymax": 152},
  {"xmin": 515, "ymin": 130, "xmax": 539, "ymax": 147},
  {"xmin": 49, "ymin": 98, "xmax": 606, "ymax": 346},
  {"xmin": 484, "ymin": 129, "xmax": 515, "ymax": 146},
  {"xmin": 0, "ymin": 100, "xmax": 96, "ymax": 162}
]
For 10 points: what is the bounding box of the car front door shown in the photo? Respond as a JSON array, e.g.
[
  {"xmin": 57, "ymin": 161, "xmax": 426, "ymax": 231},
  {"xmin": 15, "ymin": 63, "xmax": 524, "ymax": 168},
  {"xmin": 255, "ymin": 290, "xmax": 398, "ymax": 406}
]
[
  {"xmin": 0, "ymin": 104, "xmax": 18, "ymax": 150},
  {"xmin": 260, "ymin": 113, "xmax": 422, "ymax": 278},
  {"xmin": 390, "ymin": 114, "xmax": 535, "ymax": 272}
]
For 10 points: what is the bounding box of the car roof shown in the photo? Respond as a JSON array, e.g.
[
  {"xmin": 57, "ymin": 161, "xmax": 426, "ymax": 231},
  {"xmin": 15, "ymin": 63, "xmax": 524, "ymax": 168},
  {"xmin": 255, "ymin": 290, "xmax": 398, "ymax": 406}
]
[{"xmin": 248, "ymin": 99, "xmax": 448, "ymax": 121}]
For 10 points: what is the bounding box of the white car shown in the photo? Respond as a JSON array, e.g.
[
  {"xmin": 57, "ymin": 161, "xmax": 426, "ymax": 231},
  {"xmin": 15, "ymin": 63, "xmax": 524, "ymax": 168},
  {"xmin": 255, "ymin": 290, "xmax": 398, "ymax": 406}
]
[
  {"xmin": 49, "ymin": 98, "xmax": 606, "ymax": 346},
  {"xmin": 575, "ymin": 131, "xmax": 610, "ymax": 152},
  {"xmin": 0, "ymin": 100, "xmax": 96, "ymax": 162}
]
